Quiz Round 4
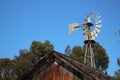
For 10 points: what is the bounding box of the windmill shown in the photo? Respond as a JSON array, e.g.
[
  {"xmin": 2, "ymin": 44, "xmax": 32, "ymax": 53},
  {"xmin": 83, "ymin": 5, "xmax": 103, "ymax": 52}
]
[{"xmin": 68, "ymin": 11, "xmax": 102, "ymax": 68}]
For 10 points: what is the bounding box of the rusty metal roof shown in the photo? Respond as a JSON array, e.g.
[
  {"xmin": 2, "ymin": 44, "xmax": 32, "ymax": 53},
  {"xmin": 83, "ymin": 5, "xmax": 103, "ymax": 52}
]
[{"xmin": 17, "ymin": 50, "xmax": 114, "ymax": 80}]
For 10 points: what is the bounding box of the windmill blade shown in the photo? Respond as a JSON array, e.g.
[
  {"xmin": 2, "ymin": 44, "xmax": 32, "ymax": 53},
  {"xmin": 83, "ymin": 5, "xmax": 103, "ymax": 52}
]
[
  {"xmin": 68, "ymin": 23, "xmax": 79, "ymax": 34},
  {"xmin": 95, "ymin": 28, "xmax": 100, "ymax": 33},
  {"xmin": 87, "ymin": 17, "xmax": 92, "ymax": 23},
  {"xmin": 83, "ymin": 28, "xmax": 88, "ymax": 33},
  {"xmin": 95, "ymin": 22, "xmax": 102, "ymax": 25},
  {"xmin": 83, "ymin": 31, "xmax": 87, "ymax": 36},
  {"xmin": 85, "ymin": 11, "xmax": 93, "ymax": 22},
  {"xmin": 86, "ymin": 13, "xmax": 91, "ymax": 18},
  {"xmin": 83, "ymin": 29, "xmax": 88, "ymax": 40},
  {"xmin": 95, "ymin": 15, "xmax": 101, "ymax": 22},
  {"xmin": 94, "ymin": 12, "xmax": 100, "ymax": 21},
  {"xmin": 93, "ymin": 29, "xmax": 97, "ymax": 34},
  {"xmin": 96, "ymin": 19, "xmax": 102, "ymax": 25},
  {"xmin": 91, "ymin": 30, "xmax": 96, "ymax": 36},
  {"xmin": 96, "ymin": 29, "xmax": 100, "ymax": 33},
  {"xmin": 91, "ymin": 36, "xmax": 95, "ymax": 40},
  {"xmin": 87, "ymin": 11, "xmax": 94, "ymax": 17},
  {"xmin": 91, "ymin": 33, "xmax": 98, "ymax": 40},
  {"xmin": 94, "ymin": 33, "xmax": 98, "ymax": 37},
  {"xmin": 92, "ymin": 10, "xmax": 98, "ymax": 19},
  {"xmin": 95, "ymin": 19, "xmax": 102, "ymax": 27},
  {"xmin": 91, "ymin": 31, "xmax": 94, "ymax": 36},
  {"xmin": 96, "ymin": 16, "xmax": 101, "ymax": 22},
  {"xmin": 95, "ymin": 23, "xmax": 102, "ymax": 28}
]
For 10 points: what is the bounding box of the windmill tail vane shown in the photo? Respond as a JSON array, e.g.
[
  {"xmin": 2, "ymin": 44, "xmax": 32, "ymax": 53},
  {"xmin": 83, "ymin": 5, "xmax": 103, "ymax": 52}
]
[{"xmin": 68, "ymin": 23, "xmax": 80, "ymax": 34}]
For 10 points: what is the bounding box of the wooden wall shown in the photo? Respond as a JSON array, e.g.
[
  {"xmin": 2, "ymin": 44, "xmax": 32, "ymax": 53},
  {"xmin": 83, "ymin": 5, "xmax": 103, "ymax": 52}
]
[{"xmin": 33, "ymin": 62, "xmax": 81, "ymax": 80}]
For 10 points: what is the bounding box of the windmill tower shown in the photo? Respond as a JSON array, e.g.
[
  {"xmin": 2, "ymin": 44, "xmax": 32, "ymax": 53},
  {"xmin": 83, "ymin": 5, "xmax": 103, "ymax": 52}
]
[{"xmin": 68, "ymin": 11, "xmax": 102, "ymax": 68}]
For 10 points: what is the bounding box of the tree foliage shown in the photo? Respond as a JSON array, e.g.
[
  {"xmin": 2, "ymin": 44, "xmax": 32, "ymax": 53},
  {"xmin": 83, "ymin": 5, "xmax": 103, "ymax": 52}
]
[
  {"xmin": 65, "ymin": 45, "xmax": 71, "ymax": 56},
  {"xmin": 0, "ymin": 58, "xmax": 16, "ymax": 80},
  {"xmin": 114, "ymin": 58, "xmax": 120, "ymax": 80},
  {"xmin": 68, "ymin": 43, "xmax": 109, "ymax": 71},
  {"xmin": 30, "ymin": 40, "xmax": 54, "ymax": 55},
  {"xmin": 0, "ymin": 40, "xmax": 54, "ymax": 80},
  {"xmin": 94, "ymin": 43, "xmax": 109, "ymax": 71},
  {"xmin": 117, "ymin": 58, "xmax": 120, "ymax": 67},
  {"xmin": 69, "ymin": 46, "xmax": 84, "ymax": 62},
  {"xmin": 115, "ymin": 70, "xmax": 120, "ymax": 80}
]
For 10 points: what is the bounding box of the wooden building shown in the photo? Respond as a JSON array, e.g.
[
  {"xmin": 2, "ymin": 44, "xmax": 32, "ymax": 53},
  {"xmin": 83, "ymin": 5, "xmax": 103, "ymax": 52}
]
[{"xmin": 17, "ymin": 51, "xmax": 114, "ymax": 80}]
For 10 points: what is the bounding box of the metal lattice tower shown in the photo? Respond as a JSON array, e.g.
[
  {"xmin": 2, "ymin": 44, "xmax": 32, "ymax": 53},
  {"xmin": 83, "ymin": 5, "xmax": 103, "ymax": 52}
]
[
  {"xmin": 68, "ymin": 10, "xmax": 102, "ymax": 68},
  {"xmin": 83, "ymin": 23, "xmax": 96, "ymax": 68}
]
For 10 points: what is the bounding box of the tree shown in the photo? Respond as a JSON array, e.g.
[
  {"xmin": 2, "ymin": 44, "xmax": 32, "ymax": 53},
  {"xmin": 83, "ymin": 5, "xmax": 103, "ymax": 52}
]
[
  {"xmin": 13, "ymin": 40, "xmax": 54, "ymax": 78},
  {"xmin": 69, "ymin": 46, "xmax": 84, "ymax": 62},
  {"xmin": 13, "ymin": 49, "xmax": 32, "ymax": 78},
  {"xmin": 0, "ymin": 58, "xmax": 16, "ymax": 80},
  {"xmin": 30, "ymin": 40, "xmax": 54, "ymax": 55},
  {"xmin": 114, "ymin": 58, "xmax": 120, "ymax": 80},
  {"xmin": 117, "ymin": 58, "xmax": 120, "ymax": 67},
  {"xmin": 0, "ymin": 40, "xmax": 54, "ymax": 80},
  {"xmin": 30, "ymin": 40, "xmax": 54, "ymax": 61},
  {"xmin": 94, "ymin": 43, "xmax": 109, "ymax": 71},
  {"xmin": 43, "ymin": 40, "xmax": 54, "ymax": 54},
  {"xmin": 11, "ymin": 40, "xmax": 54, "ymax": 79},
  {"xmin": 69, "ymin": 43, "xmax": 109, "ymax": 71},
  {"xmin": 64, "ymin": 45, "xmax": 71, "ymax": 56}
]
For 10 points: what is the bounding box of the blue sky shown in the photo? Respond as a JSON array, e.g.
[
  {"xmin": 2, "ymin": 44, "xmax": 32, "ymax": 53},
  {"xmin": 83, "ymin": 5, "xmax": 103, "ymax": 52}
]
[{"xmin": 0, "ymin": 0, "xmax": 120, "ymax": 76}]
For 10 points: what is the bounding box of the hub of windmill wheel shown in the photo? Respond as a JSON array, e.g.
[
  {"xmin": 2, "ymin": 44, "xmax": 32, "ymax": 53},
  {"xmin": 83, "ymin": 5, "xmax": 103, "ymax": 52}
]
[{"xmin": 86, "ymin": 22, "xmax": 94, "ymax": 26}]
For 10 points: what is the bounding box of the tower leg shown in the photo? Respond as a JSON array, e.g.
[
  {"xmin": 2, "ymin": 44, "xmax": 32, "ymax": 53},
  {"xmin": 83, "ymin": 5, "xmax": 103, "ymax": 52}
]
[{"xmin": 84, "ymin": 40, "xmax": 96, "ymax": 68}]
